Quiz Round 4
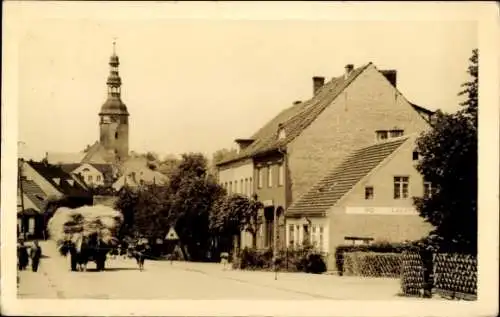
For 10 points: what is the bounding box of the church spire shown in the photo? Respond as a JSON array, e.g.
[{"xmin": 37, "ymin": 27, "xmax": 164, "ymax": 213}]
[{"xmin": 106, "ymin": 40, "xmax": 122, "ymax": 98}]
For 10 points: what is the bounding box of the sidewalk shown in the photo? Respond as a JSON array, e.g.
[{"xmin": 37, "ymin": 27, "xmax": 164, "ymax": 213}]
[{"xmin": 163, "ymin": 260, "xmax": 403, "ymax": 300}]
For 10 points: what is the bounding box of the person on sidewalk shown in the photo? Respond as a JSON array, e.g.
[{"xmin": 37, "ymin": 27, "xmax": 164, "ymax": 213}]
[
  {"xmin": 17, "ymin": 240, "xmax": 29, "ymax": 271},
  {"xmin": 30, "ymin": 240, "xmax": 42, "ymax": 272}
]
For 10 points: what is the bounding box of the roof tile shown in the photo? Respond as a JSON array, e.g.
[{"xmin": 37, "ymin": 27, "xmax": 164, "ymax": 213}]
[
  {"xmin": 217, "ymin": 63, "xmax": 371, "ymax": 165},
  {"xmin": 286, "ymin": 137, "xmax": 409, "ymax": 216}
]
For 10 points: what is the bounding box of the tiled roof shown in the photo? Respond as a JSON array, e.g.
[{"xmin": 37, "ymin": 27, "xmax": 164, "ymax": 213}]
[
  {"xmin": 61, "ymin": 162, "xmax": 114, "ymax": 180},
  {"xmin": 81, "ymin": 142, "xmax": 111, "ymax": 164},
  {"xmin": 46, "ymin": 152, "xmax": 85, "ymax": 165},
  {"xmin": 217, "ymin": 63, "xmax": 371, "ymax": 165},
  {"xmin": 286, "ymin": 136, "xmax": 410, "ymax": 217},
  {"xmin": 60, "ymin": 163, "xmax": 81, "ymax": 174},
  {"xmin": 28, "ymin": 161, "xmax": 91, "ymax": 197},
  {"xmin": 20, "ymin": 179, "xmax": 47, "ymax": 211}
]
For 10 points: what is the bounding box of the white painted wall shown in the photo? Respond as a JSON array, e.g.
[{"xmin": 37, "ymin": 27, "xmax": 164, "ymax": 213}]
[
  {"xmin": 218, "ymin": 161, "xmax": 254, "ymax": 196},
  {"xmin": 73, "ymin": 163, "xmax": 105, "ymax": 187},
  {"xmin": 285, "ymin": 217, "xmax": 329, "ymax": 252}
]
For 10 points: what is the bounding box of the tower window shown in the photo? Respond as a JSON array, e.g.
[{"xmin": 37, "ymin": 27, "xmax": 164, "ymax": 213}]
[{"xmin": 115, "ymin": 132, "xmax": 118, "ymax": 139}]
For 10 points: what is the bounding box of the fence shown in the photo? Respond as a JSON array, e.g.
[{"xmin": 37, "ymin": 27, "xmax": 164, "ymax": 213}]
[
  {"xmin": 337, "ymin": 250, "xmax": 477, "ymax": 300},
  {"xmin": 433, "ymin": 253, "xmax": 477, "ymax": 300},
  {"xmin": 342, "ymin": 252, "xmax": 401, "ymax": 278}
]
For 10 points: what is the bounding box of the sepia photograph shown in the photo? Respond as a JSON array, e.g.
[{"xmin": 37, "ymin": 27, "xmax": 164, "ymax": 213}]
[{"xmin": 1, "ymin": 1, "xmax": 498, "ymax": 316}]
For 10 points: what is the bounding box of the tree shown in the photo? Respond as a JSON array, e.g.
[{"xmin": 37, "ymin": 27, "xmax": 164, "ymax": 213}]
[
  {"xmin": 209, "ymin": 193, "xmax": 263, "ymax": 250},
  {"xmin": 168, "ymin": 153, "xmax": 225, "ymax": 261},
  {"xmin": 209, "ymin": 148, "xmax": 238, "ymax": 176},
  {"xmin": 157, "ymin": 154, "xmax": 180, "ymax": 178},
  {"xmin": 114, "ymin": 185, "xmax": 171, "ymax": 240},
  {"xmin": 413, "ymin": 49, "xmax": 478, "ymax": 254}
]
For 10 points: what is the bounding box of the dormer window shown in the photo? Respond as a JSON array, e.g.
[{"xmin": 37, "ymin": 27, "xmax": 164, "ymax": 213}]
[
  {"xmin": 53, "ymin": 178, "xmax": 60, "ymax": 185},
  {"xmin": 278, "ymin": 128, "xmax": 286, "ymax": 140},
  {"xmin": 277, "ymin": 124, "xmax": 286, "ymax": 140},
  {"xmin": 390, "ymin": 129, "xmax": 404, "ymax": 138},
  {"xmin": 67, "ymin": 179, "xmax": 75, "ymax": 186},
  {"xmin": 376, "ymin": 130, "xmax": 388, "ymax": 141}
]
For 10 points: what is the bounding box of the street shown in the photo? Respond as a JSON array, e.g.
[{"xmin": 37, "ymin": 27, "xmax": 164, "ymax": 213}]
[{"xmin": 18, "ymin": 241, "xmax": 404, "ymax": 300}]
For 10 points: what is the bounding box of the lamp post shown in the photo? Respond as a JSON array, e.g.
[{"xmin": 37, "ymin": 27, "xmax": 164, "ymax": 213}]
[{"xmin": 273, "ymin": 206, "xmax": 278, "ymax": 280}]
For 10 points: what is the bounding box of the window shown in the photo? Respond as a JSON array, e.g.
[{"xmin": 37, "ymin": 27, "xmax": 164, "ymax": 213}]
[
  {"xmin": 234, "ymin": 182, "xmax": 237, "ymax": 193},
  {"xmin": 365, "ymin": 186, "xmax": 374, "ymax": 199},
  {"xmin": 344, "ymin": 236, "xmax": 374, "ymax": 245},
  {"xmin": 241, "ymin": 180, "xmax": 244, "ymax": 194},
  {"xmin": 289, "ymin": 225, "xmax": 295, "ymax": 247},
  {"xmin": 311, "ymin": 225, "xmax": 317, "ymax": 247},
  {"xmin": 424, "ymin": 182, "xmax": 433, "ymax": 198},
  {"xmin": 258, "ymin": 168, "xmax": 264, "ymax": 188},
  {"xmin": 267, "ymin": 166, "xmax": 273, "ymax": 187},
  {"xmin": 115, "ymin": 131, "xmax": 119, "ymax": 139},
  {"xmin": 278, "ymin": 127, "xmax": 286, "ymax": 140},
  {"xmin": 96, "ymin": 175, "xmax": 102, "ymax": 182},
  {"xmin": 229, "ymin": 181, "xmax": 232, "ymax": 194},
  {"xmin": 394, "ymin": 176, "xmax": 409, "ymax": 199},
  {"xmin": 249, "ymin": 178, "xmax": 253, "ymax": 195},
  {"xmin": 412, "ymin": 151, "xmax": 419, "ymax": 161},
  {"xmin": 319, "ymin": 226, "xmax": 324, "ymax": 252},
  {"xmin": 390, "ymin": 129, "xmax": 404, "ymax": 138},
  {"xmin": 303, "ymin": 224, "xmax": 310, "ymax": 245},
  {"xmin": 376, "ymin": 130, "xmax": 388, "ymax": 141},
  {"xmin": 278, "ymin": 164, "xmax": 284, "ymax": 186},
  {"xmin": 88, "ymin": 175, "xmax": 93, "ymax": 182}
]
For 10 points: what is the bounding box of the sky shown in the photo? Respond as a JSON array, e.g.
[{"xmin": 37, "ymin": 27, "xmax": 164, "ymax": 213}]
[{"xmin": 14, "ymin": 5, "xmax": 478, "ymax": 161}]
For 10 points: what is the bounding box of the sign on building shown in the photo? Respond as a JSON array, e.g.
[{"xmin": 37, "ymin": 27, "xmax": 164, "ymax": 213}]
[{"xmin": 346, "ymin": 207, "xmax": 418, "ymax": 215}]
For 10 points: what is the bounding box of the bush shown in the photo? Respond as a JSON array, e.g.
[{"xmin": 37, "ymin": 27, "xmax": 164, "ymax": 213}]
[{"xmin": 234, "ymin": 246, "xmax": 326, "ymax": 274}]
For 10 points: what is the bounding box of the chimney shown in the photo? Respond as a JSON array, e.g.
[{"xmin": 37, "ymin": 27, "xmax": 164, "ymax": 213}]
[
  {"xmin": 381, "ymin": 70, "xmax": 397, "ymax": 87},
  {"xmin": 344, "ymin": 64, "xmax": 354, "ymax": 78},
  {"xmin": 312, "ymin": 76, "xmax": 325, "ymax": 95}
]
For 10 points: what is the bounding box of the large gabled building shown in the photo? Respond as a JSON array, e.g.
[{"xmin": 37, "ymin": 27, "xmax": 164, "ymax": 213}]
[
  {"xmin": 286, "ymin": 135, "xmax": 434, "ymax": 271},
  {"xmin": 216, "ymin": 62, "xmax": 434, "ymax": 250}
]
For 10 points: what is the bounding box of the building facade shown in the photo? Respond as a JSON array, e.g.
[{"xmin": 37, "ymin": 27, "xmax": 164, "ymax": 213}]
[
  {"xmin": 217, "ymin": 62, "xmax": 434, "ymax": 251},
  {"xmin": 287, "ymin": 135, "xmax": 434, "ymax": 270}
]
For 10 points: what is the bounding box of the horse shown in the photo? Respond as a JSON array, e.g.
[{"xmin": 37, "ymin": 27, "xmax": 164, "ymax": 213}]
[
  {"xmin": 73, "ymin": 235, "xmax": 89, "ymax": 272},
  {"xmin": 130, "ymin": 242, "xmax": 149, "ymax": 271}
]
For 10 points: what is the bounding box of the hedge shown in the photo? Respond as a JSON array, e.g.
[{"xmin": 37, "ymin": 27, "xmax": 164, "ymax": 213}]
[
  {"xmin": 335, "ymin": 241, "xmax": 419, "ymax": 276},
  {"xmin": 234, "ymin": 247, "xmax": 327, "ymax": 274},
  {"xmin": 342, "ymin": 252, "xmax": 401, "ymax": 278}
]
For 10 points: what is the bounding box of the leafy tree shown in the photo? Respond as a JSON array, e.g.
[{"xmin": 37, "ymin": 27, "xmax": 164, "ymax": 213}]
[
  {"xmin": 168, "ymin": 153, "xmax": 225, "ymax": 260},
  {"xmin": 209, "ymin": 193, "xmax": 263, "ymax": 249},
  {"xmin": 413, "ymin": 49, "xmax": 478, "ymax": 254},
  {"xmin": 158, "ymin": 154, "xmax": 180, "ymax": 178},
  {"xmin": 209, "ymin": 148, "xmax": 238, "ymax": 177},
  {"xmin": 114, "ymin": 185, "xmax": 171, "ymax": 240}
]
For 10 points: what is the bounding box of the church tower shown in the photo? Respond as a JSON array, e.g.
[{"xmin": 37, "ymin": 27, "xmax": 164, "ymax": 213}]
[{"xmin": 99, "ymin": 41, "xmax": 129, "ymax": 162}]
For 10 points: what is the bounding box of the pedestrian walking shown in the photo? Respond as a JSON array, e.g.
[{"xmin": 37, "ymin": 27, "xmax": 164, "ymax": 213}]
[
  {"xmin": 30, "ymin": 240, "xmax": 42, "ymax": 272},
  {"xmin": 133, "ymin": 238, "xmax": 149, "ymax": 271},
  {"xmin": 17, "ymin": 240, "xmax": 29, "ymax": 271}
]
